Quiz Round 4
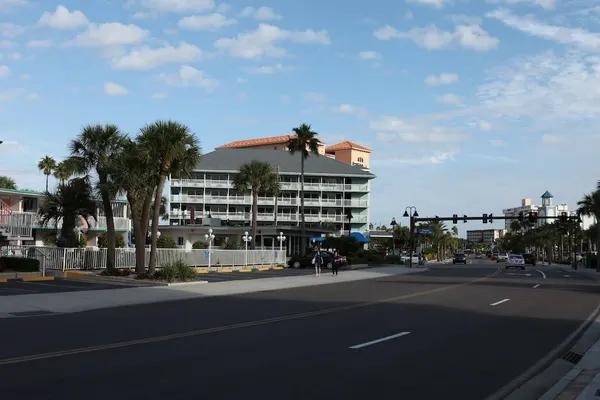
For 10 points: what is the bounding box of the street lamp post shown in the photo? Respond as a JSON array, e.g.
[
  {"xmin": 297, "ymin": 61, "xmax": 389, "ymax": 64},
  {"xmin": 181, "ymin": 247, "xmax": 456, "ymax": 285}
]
[
  {"xmin": 204, "ymin": 228, "xmax": 215, "ymax": 268},
  {"xmin": 402, "ymin": 206, "xmax": 419, "ymax": 268},
  {"xmin": 243, "ymin": 231, "xmax": 252, "ymax": 266},
  {"xmin": 390, "ymin": 217, "xmax": 397, "ymax": 255},
  {"xmin": 277, "ymin": 232, "xmax": 286, "ymax": 264}
]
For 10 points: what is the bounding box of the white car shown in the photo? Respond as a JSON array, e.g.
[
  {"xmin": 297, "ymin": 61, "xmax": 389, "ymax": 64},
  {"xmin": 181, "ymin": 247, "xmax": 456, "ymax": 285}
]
[
  {"xmin": 506, "ymin": 254, "xmax": 526, "ymax": 269},
  {"xmin": 400, "ymin": 253, "xmax": 420, "ymax": 265},
  {"xmin": 496, "ymin": 253, "xmax": 509, "ymax": 262}
]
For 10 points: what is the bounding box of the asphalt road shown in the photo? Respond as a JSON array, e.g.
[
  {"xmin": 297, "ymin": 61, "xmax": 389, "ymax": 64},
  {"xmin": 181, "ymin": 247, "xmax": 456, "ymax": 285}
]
[
  {"xmin": 0, "ymin": 278, "xmax": 135, "ymax": 296},
  {"xmin": 0, "ymin": 262, "xmax": 599, "ymax": 400}
]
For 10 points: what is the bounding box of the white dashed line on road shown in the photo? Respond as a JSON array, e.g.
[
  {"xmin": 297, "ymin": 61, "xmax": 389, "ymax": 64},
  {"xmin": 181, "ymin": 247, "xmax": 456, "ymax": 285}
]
[
  {"xmin": 536, "ymin": 269, "xmax": 546, "ymax": 279},
  {"xmin": 349, "ymin": 332, "xmax": 411, "ymax": 349},
  {"xmin": 533, "ymin": 284, "xmax": 540, "ymax": 289},
  {"xmin": 490, "ymin": 299, "xmax": 510, "ymax": 306}
]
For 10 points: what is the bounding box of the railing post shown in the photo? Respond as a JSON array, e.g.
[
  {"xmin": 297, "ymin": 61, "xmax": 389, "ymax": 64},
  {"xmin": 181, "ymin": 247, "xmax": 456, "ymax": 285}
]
[{"xmin": 62, "ymin": 248, "xmax": 67, "ymax": 272}]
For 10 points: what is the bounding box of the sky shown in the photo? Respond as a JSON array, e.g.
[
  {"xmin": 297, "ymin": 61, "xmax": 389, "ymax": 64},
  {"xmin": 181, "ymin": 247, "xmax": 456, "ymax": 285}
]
[{"xmin": 0, "ymin": 0, "xmax": 598, "ymax": 237}]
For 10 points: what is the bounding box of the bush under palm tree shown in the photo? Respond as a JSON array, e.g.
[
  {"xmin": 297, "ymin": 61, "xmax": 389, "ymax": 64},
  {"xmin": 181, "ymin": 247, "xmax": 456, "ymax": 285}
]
[{"xmin": 232, "ymin": 160, "xmax": 280, "ymax": 249}]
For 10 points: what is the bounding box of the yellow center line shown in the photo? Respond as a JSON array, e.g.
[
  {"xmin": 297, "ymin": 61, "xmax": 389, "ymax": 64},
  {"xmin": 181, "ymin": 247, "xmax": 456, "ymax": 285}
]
[{"xmin": 0, "ymin": 268, "xmax": 501, "ymax": 366}]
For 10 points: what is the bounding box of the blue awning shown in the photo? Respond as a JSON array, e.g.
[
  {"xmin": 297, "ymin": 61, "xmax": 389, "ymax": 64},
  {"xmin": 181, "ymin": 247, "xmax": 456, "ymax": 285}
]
[
  {"xmin": 350, "ymin": 232, "xmax": 371, "ymax": 243},
  {"xmin": 309, "ymin": 236, "xmax": 326, "ymax": 242}
]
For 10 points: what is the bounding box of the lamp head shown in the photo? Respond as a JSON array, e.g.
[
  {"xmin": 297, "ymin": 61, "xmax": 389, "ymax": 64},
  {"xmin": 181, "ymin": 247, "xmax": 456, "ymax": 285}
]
[
  {"xmin": 413, "ymin": 210, "xmax": 419, "ymax": 217},
  {"xmin": 403, "ymin": 211, "xmax": 409, "ymax": 217}
]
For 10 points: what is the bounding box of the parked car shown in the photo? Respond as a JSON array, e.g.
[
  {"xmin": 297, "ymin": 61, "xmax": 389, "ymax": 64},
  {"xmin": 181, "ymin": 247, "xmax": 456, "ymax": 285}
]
[
  {"xmin": 453, "ymin": 253, "xmax": 467, "ymax": 264},
  {"xmin": 400, "ymin": 253, "xmax": 421, "ymax": 265},
  {"xmin": 287, "ymin": 251, "xmax": 347, "ymax": 269},
  {"xmin": 522, "ymin": 253, "xmax": 537, "ymax": 266},
  {"xmin": 475, "ymin": 252, "xmax": 482, "ymax": 258},
  {"xmin": 506, "ymin": 254, "xmax": 526, "ymax": 269}
]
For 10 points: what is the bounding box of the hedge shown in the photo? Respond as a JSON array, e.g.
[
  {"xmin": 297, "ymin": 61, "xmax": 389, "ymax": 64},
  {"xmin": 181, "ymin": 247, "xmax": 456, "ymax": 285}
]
[{"xmin": 0, "ymin": 257, "xmax": 40, "ymax": 272}]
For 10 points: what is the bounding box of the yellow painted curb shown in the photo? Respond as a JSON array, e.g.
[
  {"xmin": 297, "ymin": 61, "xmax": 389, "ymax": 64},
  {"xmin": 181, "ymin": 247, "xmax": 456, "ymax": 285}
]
[
  {"xmin": 239, "ymin": 269, "xmax": 253, "ymax": 272},
  {"xmin": 257, "ymin": 267, "xmax": 270, "ymax": 271},
  {"xmin": 21, "ymin": 276, "xmax": 55, "ymax": 282},
  {"xmin": 195, "ymin": 269, "xmax": 209, "ymax": 274},
  {"xmin": 217, "ymin": 268, "xmax": 233, "ymax": 273},
  {"xmin": 272, "ymin": 267, "xmax": 284, "ymax": 270},
  {"xmin": 64, "ymin": 271, "xmax": 87, "ymax": 278},
  {"xmin": 0, "ymin": 278, "xmax": 7, "ymax": 283}
]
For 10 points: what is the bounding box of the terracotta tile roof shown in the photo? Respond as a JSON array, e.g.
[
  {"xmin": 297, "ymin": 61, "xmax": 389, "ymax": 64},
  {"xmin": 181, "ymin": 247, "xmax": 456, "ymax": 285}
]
[
  {"xmin": 325, "ymin": 141, "xmax": 372, "ymax": 153},
  {"xmin": 216, "ymin": 134, "xmax": 323, "ymax": 149}
]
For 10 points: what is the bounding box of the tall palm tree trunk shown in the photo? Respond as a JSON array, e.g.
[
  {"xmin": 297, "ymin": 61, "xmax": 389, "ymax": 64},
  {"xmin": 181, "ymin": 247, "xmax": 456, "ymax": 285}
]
[
  {"xmin": 300, "ymin": 157, "xmax": 306, "ymax": 256},
  {"xmin": 45, "ymin": 174, "xmax": 49, "ymax": 191},
  {"xmin": 596, "ymin": 223, "xmax": 600, "ymax": 271},
  {"xmin": 127, "ymin": 194, "xmax": 145, "ymax": 274},
  {"xmin": 99, "ymin": 176, "xmax": 116, "ymax": 270},
  {"xmin": 148, "ymin": 176, "xmax": 167, "ymax": 273},
  {"xmin": 251, "ymin": 190, "xmax": 258, "ymax": 250}
]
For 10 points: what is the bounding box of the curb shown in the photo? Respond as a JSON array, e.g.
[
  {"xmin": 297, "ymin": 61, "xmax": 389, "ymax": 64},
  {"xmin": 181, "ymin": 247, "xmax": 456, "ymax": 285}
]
[
  {"xmin": 487, "ymin": 300, "xmax": 600, "ymax": 400},
  {"xmin": 21, "ymin": 276, "xmax": 54, "ymax": 282},
  {"xmin": 0, "ymin": 278, "xmax": 6, "ymax": 283},
  {"xmin": 165, "ymin": 280, "xmax": 209, "ymax": 286},
  {"xmin": 217, "ymin": 268, "xmax": 233, "ymax": 273},
  {"xmin": 239, "ymin": 269, "xmax": 253, "ymax": 272}
]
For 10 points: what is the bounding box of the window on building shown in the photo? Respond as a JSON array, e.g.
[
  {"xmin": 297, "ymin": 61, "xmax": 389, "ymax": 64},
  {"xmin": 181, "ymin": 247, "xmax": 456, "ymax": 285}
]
[
  {"xmin": 22, "ymin": 197, "xmax": 37, "ymax": 212},
  {"xmin": 177, "ymin": 237, "xmax": 184, "ymax": 246},
  {"xmin": 357, "ymin": 157, "xmax": 364, "ymax": 163}
]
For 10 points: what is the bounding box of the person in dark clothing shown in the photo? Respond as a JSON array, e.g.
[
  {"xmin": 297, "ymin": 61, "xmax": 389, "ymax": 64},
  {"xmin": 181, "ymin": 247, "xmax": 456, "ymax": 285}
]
[{"xmin": 332, "ymin": 250, "xmax": 340, "ymax": 275}]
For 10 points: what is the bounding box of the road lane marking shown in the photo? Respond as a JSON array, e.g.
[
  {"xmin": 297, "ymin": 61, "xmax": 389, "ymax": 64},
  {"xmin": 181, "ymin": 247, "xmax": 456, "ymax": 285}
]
[
  {"xmin": 0, "ymin": 267, "xmax": 502, "ymax": 366},
  {"xmin": 349, "ymin": 332, "xmax": 410, "ymax": 349},
  {"xmin": 563, "ymin": 275, "xmax": 571, "ymax": 278},
  {"xmin": 536, "ymin": 269, "xmax": 547, "ymax": 279},
  {"xmin": 533, "ymin": 284, "xmax": 540, "ymax": 289},
  {"xmin": 490, "ymin": 298, "xmax": 510, "ymax": 306}
]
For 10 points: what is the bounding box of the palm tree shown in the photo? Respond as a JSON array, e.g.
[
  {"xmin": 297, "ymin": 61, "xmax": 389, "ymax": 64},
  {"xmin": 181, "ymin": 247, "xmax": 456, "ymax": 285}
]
[
  {"xmin": 53, "ymin": 161, "xmax": 71, "ymax": 185},
  {"xmin": 67, "ymin": 124, "xmax": 127, "ymax": 271},
  {"xmin": 38, "ymin": 177, "xmax": 97, "ymax": 247},
  {"xmin": 232, "ymin": 160, "xmax": 280, "ymax": 249},
  {"xmin": 287, "ymin": 123, "xmax": 321, "ymax": 255},
  {"xmin": 138, "ymin": 120, "xmax": 201, "ymax": 273},
  {"xmin": 577, "ymin": 185, "xmax": 600, "ymax": 270},
  {"xmin": 0, "ymin": 176, "xmax": 16, "ymax": 189},
  {"xmin": 37, "ymin": 156, "xmax": 56, "ymax": 191}
]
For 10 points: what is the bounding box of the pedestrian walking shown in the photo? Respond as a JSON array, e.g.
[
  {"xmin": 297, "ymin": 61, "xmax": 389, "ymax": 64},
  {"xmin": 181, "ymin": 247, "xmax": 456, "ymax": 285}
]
[
  {"xmin": 313, "ymin": 248, "xmax": 322, "ymax": 276},
  {"xmin": 332, "ymin": 250, "xmax": 340, "ymax": 276}
]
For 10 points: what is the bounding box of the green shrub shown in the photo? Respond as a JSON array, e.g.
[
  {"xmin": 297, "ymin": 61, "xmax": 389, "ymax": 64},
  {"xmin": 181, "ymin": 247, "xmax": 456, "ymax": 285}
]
[
  {"xmin": 157, "ymin": 236, "xmax": 178, "ymax": 249},
  {"xmin": 192, "ymin": 241, "xmax": 208, "ymax": 249},
  {"xmin": 97, "ymin": 232, "xmax": 125, "ymax": 248},
  {"xmin": 385, "ymin": 255, "xmax": 402, "ymax": 264},
  {"xmin": 43, "ymin": 232, "xmax": 58, "ymax": 247},
  {"xmin": 0, "ymin": 257, "xmax": 40, "ymax": 272},
  {"xmin": 156, "ymin": 259, "xmax": 196, "ymax": 282}
]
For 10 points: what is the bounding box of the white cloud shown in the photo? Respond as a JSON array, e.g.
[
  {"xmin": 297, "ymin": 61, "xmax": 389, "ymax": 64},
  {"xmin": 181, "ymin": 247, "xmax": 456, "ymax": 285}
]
[
  {"xmin": 7, "ymin": 51, "xmax": 20, "ymax": 60},
  {"xmin": 38, "ymin": 6, "xmax": 89, "ymax": 29},
  {"xmin": 0, "ymin": 65, "xmax": 9, "ymax": 78},
  {"xmin": 0, "ymin": 0, "xmax": 27, "ymax": 11},
  {"xmin": 487, "ymin": 9, "xmax": 600, "ymax": 51},
  {"xmin": 104, "ymin": 82, "xmax": 128, "ymax": 96},
  {"xmin": 140, "ymin": 0, "xmax": 215, "ymax": 12},
  {"xmin": 334, "ymin": 104, "xmax": 369, "ymax": 117},
  {"xmin": 371, "ymin": 116, "xmax": 469, "ymax": 142},
  {"xmin": 489, "ymin": 139, "xmax": 504, "ymax": 146},
  {"xmin": 157, "ymin": 65, "xmax": 219, "ymax": 90},
  {"xmin": 69, "ymin": 23, "xmax": 149, "ymax": 47},
  {"xmin": 372, "ymin": 150, "xmax": 457, "ymax": 166},
  {"xmin": 178, "ymin": 13, "xmax": 236, "ymax": 30},
  {"xmin": 479, "ymin": 120, "xmax": 492, "ymax": 131},
  {"xmin": 407, "ymin": 0, "xmax": 448, "ymax": 8},
  {"xmin": 435, "ymin": 93, "xmax": 462, "ymax": 105},
  {"xmin": 374, "ymin": 24, "xmax": 498, "ymax": 51},
  {"xmin": 151, "ymin": 92, "xmax": 167, "ymax": 99},
  {"xmin": 236, "ymin": 77, "xmax": 247, "ymax": 84},
  {"xmin": 112, "ymin": 42, "xmax": 208, "ymax": 69},
  {"xmin": 216, "ymin": 3, "xmax": 231, "ymax": 13},
  {"xmin": 449, "ymin": 15, "xmax": 483, "ymax": 25},
  {"xmin": 0, "ymin": 39, "xmax": 14, "ymax": 47},
  {"xmin": 359, "ymin": 50, "xmax": 380, "ymax": 60},
  {"xmin": 304, "ymin": 92, "xmax": 325, "ymax": 102},
  {"xmin": 243, "ymin": 63, "xmax": 292, "ymax": 74},
  {"xmin": 214, "ymin": 24, "xmax": 330, "ymax": 59},
  {"xmin": 239, "ymin": 6, "xmax": 281, "ymax": 21},
  {"xmin": 485, "ymin": 0, "xmax": 555, "ymax": 10},
  {"xmin": 0, "ymin": 23, "xmax": 24, "ymax": 38},
  {"xmin": 280, "ymin": 94, "xmax": 291, "ymax": 104},
  {"xmin": 27, "ymin": 39, "xmax": 52, "ymax": 48},
  {"xmin": 26, "ymin": 93, "xmax": 39, "ymax": 100},
  {"xmin": 132, "ymin": 10, "xmax": 157, "ymax": 19},
  {"xmin": 425, "ymin": 73, "xmax": 458, "ymax": 86},
  {"xmin": 542, "ymin": 134, "xmax": 563, "ymax": 143}
]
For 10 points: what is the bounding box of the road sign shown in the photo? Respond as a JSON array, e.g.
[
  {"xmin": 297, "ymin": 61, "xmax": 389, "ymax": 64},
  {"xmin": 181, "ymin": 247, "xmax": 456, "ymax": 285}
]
[{"xmin": 419, "ymin": 228, "xmax": 432, "ymax": 234}]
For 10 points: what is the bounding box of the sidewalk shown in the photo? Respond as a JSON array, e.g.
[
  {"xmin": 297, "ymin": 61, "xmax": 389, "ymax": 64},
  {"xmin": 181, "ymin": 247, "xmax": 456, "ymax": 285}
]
[{"xmin": 0, "ymin": 266, "xmax": 427, "ymax": 318}]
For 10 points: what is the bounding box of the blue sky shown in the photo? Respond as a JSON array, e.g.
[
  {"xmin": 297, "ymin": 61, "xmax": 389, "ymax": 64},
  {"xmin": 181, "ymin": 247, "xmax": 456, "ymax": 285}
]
[{"xmin": 0, "ymin": 0, "xmax": 598, "ymax": 236}]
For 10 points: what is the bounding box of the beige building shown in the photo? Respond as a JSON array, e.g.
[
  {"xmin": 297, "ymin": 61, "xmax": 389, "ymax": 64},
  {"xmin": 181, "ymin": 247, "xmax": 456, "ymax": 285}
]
[{"xmin": 466, "ymin": 229, "xmax": 506, "ymax": 244}]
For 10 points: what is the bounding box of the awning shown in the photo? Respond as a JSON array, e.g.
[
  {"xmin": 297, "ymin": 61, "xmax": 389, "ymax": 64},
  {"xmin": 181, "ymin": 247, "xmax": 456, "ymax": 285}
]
[
  {"xmin": 309, "ymin": 236, "xmax": 326, "ymax": 242},
  {"xmin": 350, "ymin": 232, "xmax": 371, "ymax": 243}
]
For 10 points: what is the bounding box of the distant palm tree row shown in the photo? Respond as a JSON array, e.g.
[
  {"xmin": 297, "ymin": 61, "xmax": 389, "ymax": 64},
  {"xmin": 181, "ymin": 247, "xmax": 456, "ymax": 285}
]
[{"xmin": 36, "ymin": 122, "xmax": 322, "ymax": 273}]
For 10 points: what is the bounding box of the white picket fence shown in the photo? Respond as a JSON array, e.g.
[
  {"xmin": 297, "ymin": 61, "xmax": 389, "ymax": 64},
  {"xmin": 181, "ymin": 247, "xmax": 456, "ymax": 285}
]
[{"xmin": 1, "ymin": 246, "xmax": 287, "ymax": 271}]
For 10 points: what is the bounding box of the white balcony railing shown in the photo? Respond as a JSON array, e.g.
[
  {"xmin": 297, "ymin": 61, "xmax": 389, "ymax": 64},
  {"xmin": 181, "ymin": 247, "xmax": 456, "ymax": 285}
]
[
  {"xmin": 172, "ymin": 179, "xmax": 369, "ymax": 193},
  {"xmin": 0, "ymin": 212, "xmax": 34, "ymax": 238},
  {"xmin": 33, "ymin": 216, "xmax": 130, "ymax": 231},
  {"xmin": 170, "ymin": 195, "xmax": 368, "ymax": 208}
]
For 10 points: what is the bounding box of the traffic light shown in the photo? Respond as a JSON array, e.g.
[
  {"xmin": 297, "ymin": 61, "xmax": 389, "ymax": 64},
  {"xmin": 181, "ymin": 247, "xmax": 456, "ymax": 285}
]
[
  {"xmin": 559, "ymin": 211, "xmax": 568, "ymax": 223},
  {"xmin": 518, "ymin": 211, "xmax": 524, "ymax": 222},
  {"xmin": 483, "ymin": 213, "xmax": 488, "ymax": 223},
  {"xmin": 452, "ymin": 214, "xmax": 458, "ymax": 224},
  {"xmin": 463, "ymin": 215, "xmax": 468, "ymax": 223},
  {"xmin": 489, "ymin": 213, "xmax": 494, "ymax": 223},
  {"xmin": 528, "ymin": 211, "xmax": 538, "ymax": 223}
]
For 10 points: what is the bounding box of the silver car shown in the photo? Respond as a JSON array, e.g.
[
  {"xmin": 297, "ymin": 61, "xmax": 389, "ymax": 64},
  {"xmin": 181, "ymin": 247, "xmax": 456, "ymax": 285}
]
[{"xmin": 506, "ymin": 254, "xmax": 526, "ymax": 269}]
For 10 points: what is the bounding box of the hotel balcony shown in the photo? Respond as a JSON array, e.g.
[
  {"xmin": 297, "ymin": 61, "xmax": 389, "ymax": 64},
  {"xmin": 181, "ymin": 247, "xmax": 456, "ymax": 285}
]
[
  {"xmin": 171, "ymin": 179, "xmax": 369, "ymax": 193},
  {"xmin": 168, "ymin": 211, "xmax": 368, "ymax": 224},
  {"xmin": 32, "ymin": 216, "xmax": 131, "ymax": 231},
  {"xmin": 170, "ymin": 194, "xmax": 368, "ymax": 208},
  {"xmin": 0, "ymin": 212, "xmax": 35, "ymax": 239}
]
